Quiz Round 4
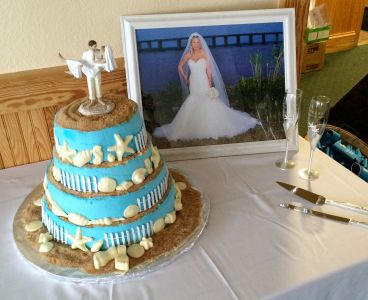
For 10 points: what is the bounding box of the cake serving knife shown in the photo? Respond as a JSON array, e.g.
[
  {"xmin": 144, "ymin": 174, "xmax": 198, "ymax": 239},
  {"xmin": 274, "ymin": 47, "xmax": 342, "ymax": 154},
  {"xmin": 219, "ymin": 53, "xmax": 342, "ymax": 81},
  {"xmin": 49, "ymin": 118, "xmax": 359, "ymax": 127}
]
[
  {"xmin": 276, "ymin": 181, "xmax": 368, "ymax": 215},
  {"xmin": 279, "ymin": 203, "xmax": 368, "ymax": 229}
]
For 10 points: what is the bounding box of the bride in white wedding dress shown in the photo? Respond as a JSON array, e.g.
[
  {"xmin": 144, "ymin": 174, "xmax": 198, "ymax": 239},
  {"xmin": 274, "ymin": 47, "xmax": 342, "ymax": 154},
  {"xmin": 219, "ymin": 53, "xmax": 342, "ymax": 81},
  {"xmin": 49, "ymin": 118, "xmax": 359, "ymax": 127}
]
[{"xmin": 153, "ymin": 32, "xmax": 259, "ymax": 141}]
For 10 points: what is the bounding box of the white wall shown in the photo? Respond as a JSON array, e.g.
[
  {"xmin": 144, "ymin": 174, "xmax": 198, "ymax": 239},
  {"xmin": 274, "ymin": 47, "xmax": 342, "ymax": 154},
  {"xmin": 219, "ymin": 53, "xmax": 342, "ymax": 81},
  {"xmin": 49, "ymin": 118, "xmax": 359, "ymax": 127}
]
[{"xmin": 0, "ymin": 0, "xmax": 278, "ymax": 74}]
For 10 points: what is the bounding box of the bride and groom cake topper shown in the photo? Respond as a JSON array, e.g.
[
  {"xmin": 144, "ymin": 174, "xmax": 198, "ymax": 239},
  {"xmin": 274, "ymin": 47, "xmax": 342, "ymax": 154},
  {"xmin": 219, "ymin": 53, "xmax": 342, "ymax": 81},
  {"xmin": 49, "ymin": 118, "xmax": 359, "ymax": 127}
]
[{"xmin": 59, "ymin": 40, "xmax": 117, "ymax": 116}]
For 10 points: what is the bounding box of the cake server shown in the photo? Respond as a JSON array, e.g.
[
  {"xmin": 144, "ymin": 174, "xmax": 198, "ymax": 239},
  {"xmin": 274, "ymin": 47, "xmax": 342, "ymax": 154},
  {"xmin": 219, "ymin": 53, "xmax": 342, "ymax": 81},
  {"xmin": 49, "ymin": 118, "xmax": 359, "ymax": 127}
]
[
  {"xmin": 279, "ymin": 203, "xmax": 368, "ymax": 229},
  {"xmin": 276, "ymin": 181, "xmax": 368, "ymax": 215}
]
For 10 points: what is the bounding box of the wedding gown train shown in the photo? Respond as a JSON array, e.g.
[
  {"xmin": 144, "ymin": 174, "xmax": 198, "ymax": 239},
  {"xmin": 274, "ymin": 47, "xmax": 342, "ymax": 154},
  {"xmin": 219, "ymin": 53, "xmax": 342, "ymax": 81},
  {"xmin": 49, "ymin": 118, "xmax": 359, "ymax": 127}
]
[{"xmin": 153, "ymin": 58, "xmax": 258, "ymax": 141}]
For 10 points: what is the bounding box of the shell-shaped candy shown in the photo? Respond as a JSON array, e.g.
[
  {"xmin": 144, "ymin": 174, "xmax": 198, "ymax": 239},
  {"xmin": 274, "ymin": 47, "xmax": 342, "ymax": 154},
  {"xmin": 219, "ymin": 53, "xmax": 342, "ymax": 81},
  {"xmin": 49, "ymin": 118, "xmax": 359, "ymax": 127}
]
[
  {"xmin": 107, "ymin": 153, "xmax": 116, "ymax": 163},
  {"xmin": 139, "ymin": 237, "xmax": 153, "ymax": 250},
  {"xmin": 124, "ymin": 205, "xmax": 140, "ymax": 218},
  {"xmin": 175, "ymin": 199, "xmax": 183, "ymax": 211},
  {"xmin": 33, "ymin": 197, "xmax": 42, "ymax": 207},
  {"xmin": 165, "ymin": 211, "xmax": 177, "ymax": 224},
  {"xmin": 73, "ymin": 150, "xmax": 92, "ymax": 167},
  {"xmin": 132, "ymin": 168, "xmax": 146, "ymax": 185},
  {"xmin": 91, "ymin": 240, "xmax": 104, "ymax": 253},
  {"xmin": 153, "ymin": 218, "xmax": 165, "ymax": 233},
  {"xmin": 127, "ymin": 244, "xmax": 145, "ymax": 258},
  {"xmin": 98, "ymin": 177, "xmax": 117, "ymax": 192},
  {"xmin": 151, "ymin": 146, "xmax": 161, "ymax": 169},
  {"xmin": 38, "ymin": 232, "xmax": 53, "ymax": 243},
  {"xmin": 89, "ymin": 217, "xmax": 113, "ymax": 226},
  {"xmin": 52, "ymin": 166, "xmax": 61, "ymax": 182},
  {"xmin": 25, "ymin": 220, "xmax": 43, "ymax": 232},
  {"xmin": 68, "ymin": 213, "xmax": 90, "ymax": 226},
  {"xmin": 116, "ymin": 181, "xmax": 133, "ymax": 191},
  {"xmin": 145, "ymin": 158, "xmax": 153, "ymax": 175},
  {"xmin": 175, "ymin": 182, "xmax": 187, "ymax": 190},
  {"xmin": 39, "ymin": 242, "xmax": 54, "ymax": 253},
  {"xmin": 93, "ymin": 247, "xmax": 117, "ymax": 269},
  {"xmin": 51, "ymin": 200, "xmax": 67, "ymax": 218},
  {"xmin": 92, "ymin": 145, "xmax": 103, "ymax": 165}
]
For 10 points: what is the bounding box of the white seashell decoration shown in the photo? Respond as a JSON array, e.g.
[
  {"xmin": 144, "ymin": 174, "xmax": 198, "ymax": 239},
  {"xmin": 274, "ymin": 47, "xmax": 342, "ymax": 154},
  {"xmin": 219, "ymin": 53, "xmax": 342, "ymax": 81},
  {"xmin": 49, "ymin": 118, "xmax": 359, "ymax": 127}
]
[
  {"xmin": 98, "ymin": 177, "xmax": 117, "ymax": 193},
  {"xmin": 132, "ymin": 168, "xmax": 147, "ymax": 185},
  {"xmin": 123, "ymin": 205, "xmax": 140, "ymax": 218},
  {"xmin": 92, "ymin": 145, "xmax": 103, "ymax": 165},
  {"xmin": 88, "ymin": 217, "xmax": 113, "ymax": 226},
  {"xmin": 25, "ymin": 220, "xmax": 43, "ymax": 232},
  {"xmin": 45, "ymin": 189, "xmax": 67, "ymax": 218},
  {"xmin": 73, "ymin": 149, "xmax": 92, "ymax": 167},
  {"xmin": 33, "ymin": 197, "xmax": 42, "ymax": 207},
  {"xmin": 165, "ymin": 211, "xmax": 177, "ymax": 224},
  {"xmin": 38, "ymin": 232, "xmax": 53, "ymax": 243},
  {"xmin": 151, "ymin": 146, "xmax": 161, "ymax": 169},
  {"xmin": 68, "ymin": 213, "xmax": 90, "ymax": 226},
  {"xmin": 93, "ymin": 247, "xmax": 117, "ymax": 269},
  {"xmin": 175, "ymin": 199, "xmax": 183, "ymax": 211},
  {"xmin": 116, "ymin": 181, "xmax": 133, "ymax": 191},
  {"xmin": 145, "ymin": 158, "xmax": 153, "ymax": 174},
  {"xmin": 52, "ymin": 166, "xmax": 61, "ymax": 182},
  {"xmin": 174, "ymin": 183, "xmax": 183, "ymax": 211},
  {"xmin": 115, "ymin": 245, "xmax": 129, "ymax": 272},
  {"xmin": 153, "ymin": 218, "xmax": 165, "ymax": 233},
  {"xmin": 140, "ymin": 237, "xmax": 153, "ymax": 250},
  {"xmin": 91, "ymin": 240, "xmax": 104, "ymax": 253},
  {"xmin": 175, "ymin": 182, "xmax": 187, "ymax": 190},
  {"xmin": 107, "ymin": 153, "xmax": 116, "ymax": 163},
  {"xmin": 175, "ymin": 184, "xmax": 182, "ymax": 201},
  {"xmin": 127, "ymin": 244, "xmax": 145, "ymax": 258},
  {"xmin": 39, "ymin": 242, "xmax": 54, "ymax": 253}
]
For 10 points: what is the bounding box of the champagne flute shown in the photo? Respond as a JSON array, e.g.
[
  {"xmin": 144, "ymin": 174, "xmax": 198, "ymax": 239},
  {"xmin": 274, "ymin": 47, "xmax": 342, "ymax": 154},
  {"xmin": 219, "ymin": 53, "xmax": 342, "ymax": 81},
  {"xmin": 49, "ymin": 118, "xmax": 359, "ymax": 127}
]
[
  {"xmin": 298, "ymin": 96, "xmax": 330, "ymax": 180},
  {"xmin": 275, "ymin": 88, "xmax": 303, "ymax": 169}
]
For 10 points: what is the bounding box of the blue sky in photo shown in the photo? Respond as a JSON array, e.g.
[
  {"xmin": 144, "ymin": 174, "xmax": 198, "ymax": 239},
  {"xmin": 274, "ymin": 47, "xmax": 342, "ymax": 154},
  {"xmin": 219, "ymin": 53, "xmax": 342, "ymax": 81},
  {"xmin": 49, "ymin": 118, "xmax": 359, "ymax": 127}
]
[
  {"xmin": 136, "ymin": 22, "xmax": 285, "ymax": 94},
  {"xmin": 136, "ymin": 23, "xmax": 283, "ymax": 42}
]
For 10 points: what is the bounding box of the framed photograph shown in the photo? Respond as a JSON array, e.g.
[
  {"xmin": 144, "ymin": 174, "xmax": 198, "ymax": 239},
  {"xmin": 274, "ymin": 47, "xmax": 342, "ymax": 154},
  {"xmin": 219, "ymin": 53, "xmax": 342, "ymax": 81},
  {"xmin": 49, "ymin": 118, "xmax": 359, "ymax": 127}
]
[{"xmin": 121, "ymin": 9, "xmax": 297, "ymax": 160}]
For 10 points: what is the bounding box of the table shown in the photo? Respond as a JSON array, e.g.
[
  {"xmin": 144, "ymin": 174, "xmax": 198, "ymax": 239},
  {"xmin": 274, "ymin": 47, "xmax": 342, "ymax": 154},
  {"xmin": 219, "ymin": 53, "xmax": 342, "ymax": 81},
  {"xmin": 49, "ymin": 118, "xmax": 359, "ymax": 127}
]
[{"xmin": 1, "ymin": 137, "xmax": 368, "ymax": 300}]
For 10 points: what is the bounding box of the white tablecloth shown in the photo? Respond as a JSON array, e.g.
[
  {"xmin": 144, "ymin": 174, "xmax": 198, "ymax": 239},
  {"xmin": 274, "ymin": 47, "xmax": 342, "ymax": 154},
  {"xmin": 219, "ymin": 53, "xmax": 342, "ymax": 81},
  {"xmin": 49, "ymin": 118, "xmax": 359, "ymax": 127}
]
[{"xmin": 1, "ymin": 137, "xmax": 368, "ymax": 300}]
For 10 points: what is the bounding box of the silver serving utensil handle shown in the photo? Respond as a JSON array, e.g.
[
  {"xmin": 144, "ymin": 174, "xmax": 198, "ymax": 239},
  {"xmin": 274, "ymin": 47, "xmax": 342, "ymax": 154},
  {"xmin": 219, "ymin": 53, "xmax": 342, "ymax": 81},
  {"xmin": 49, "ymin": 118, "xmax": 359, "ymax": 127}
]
[
  {"xmin": 280, "ymin": 203, "xmax": 368, "ymax": 229},
  {"xmin": 325, "ymin": 199, "xmax": 368, "ymax": 215}
]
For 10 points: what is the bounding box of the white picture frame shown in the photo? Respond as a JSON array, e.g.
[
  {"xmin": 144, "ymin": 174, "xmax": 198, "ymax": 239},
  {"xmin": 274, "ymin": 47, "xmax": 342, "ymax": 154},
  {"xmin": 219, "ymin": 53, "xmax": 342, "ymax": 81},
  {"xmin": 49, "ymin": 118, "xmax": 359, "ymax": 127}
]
[{"xmin": 121, "ymin": 8, "xmax": 297, "ymax": 161}]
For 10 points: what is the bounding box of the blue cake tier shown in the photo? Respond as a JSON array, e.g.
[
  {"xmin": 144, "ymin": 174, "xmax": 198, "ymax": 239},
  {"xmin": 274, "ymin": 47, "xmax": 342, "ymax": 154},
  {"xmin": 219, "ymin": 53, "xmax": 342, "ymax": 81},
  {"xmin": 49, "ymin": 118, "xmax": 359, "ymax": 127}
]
[
  {"xmin": 45, "ymin": 161, "xmax": 170, "ymax": 219},
  {"xmin": 52, "ymin": 142, "xmax": 153, "ymax": 193},
  {"xmin": 41, "ymin": 179, "xmax": 176, "ymax": 250},
  {"xmin": 54, "ymin": 109, "xmax": 148, "ymax": 162}
]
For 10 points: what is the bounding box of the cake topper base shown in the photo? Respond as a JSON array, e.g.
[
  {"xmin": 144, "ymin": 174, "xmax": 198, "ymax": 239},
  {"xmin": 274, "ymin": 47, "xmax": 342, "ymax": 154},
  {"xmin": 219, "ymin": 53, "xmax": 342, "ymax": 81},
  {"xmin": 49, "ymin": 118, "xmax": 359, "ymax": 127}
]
[{"xmin": 78, "ymin": 99, "xmax": 115, "ymax": 116}]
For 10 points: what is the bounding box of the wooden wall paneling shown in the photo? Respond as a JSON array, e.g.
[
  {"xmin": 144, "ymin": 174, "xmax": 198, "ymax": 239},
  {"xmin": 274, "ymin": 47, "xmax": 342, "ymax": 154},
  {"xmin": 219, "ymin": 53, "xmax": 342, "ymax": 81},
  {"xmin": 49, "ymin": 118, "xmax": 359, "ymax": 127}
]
[
  {"xmin": 17, "ymin": 110, "xmax": 41, "ymax": 163},
  {"xmin": 0, "ymin": 116, "xmax": 14, "ymax": 168},
  {"xmin": 279, "ymin": 0, "xmax": 311, "ymax": 84},
  {"xmin": 43, "ymin": 105, "xmax": 59, "ymax": 147},
  {"xmin": 29, "ymin": 108, "xmax": 53, "ymax": 161},
  {"xmin": 0, "ymin": 58, "xmax": 126, "ymax": 115},
  {"xmin": 2, "ymin": 113, "xmax": 29, "ymax": 166}
]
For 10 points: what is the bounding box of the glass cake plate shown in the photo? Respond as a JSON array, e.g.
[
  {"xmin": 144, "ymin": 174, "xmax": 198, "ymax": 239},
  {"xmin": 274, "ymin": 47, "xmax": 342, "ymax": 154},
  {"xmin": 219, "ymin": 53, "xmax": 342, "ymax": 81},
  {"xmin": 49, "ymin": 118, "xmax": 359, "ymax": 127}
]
[{"xmin": 13, "ymin": 169, "xmax": 210, "ymax": 283}]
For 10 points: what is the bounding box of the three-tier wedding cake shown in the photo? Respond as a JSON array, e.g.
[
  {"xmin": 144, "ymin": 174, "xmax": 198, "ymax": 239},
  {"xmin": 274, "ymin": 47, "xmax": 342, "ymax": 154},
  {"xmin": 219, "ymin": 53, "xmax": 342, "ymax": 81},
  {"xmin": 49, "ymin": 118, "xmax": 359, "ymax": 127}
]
[{"xmin": 24, "ymin": 96, "xmax": 200, "ymax": 273}]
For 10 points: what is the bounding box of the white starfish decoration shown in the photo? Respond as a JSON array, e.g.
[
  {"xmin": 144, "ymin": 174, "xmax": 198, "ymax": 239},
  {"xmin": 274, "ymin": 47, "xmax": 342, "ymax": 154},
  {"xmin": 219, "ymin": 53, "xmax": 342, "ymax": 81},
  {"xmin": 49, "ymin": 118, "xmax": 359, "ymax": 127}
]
[
  {"xmin": 67, "ymin": 227, "xmax": 93, "ymax": 252},
  {"xmin": 107, "ymin": 134, "xmax": 134, "ymax": 161},
  {"xmin": 57, "ymin": 140, "xmax": 76, "ymax": 164},
  {"xmin": 151, "ymin": 145, "xmax": 160, "ymax": 169},
  {"xmin": 140, "ymin": 237, "xmax": 153, "ymax": 250}
]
